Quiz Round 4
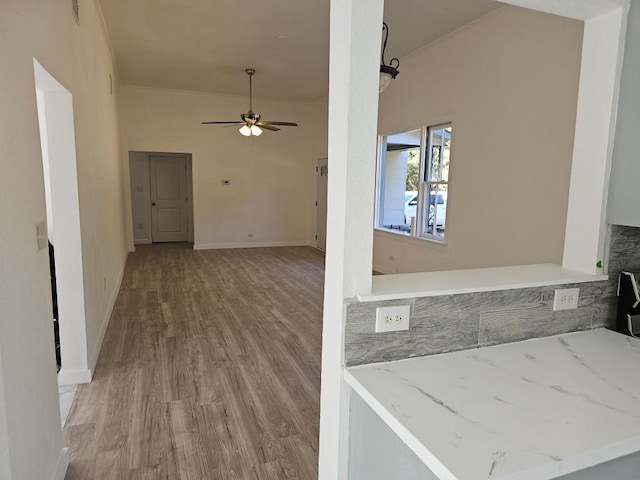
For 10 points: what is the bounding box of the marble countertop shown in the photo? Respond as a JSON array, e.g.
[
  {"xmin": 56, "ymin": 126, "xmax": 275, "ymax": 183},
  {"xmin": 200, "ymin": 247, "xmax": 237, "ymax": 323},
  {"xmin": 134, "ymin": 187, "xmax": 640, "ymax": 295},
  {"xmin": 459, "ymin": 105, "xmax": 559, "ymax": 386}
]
[
  {"xmin": 360, "ymin": 264, "xmax": 607, "ymax": 301},
  {"xmin": 345, "ymin": 329, "xmax": 640, "ymax": 480}
]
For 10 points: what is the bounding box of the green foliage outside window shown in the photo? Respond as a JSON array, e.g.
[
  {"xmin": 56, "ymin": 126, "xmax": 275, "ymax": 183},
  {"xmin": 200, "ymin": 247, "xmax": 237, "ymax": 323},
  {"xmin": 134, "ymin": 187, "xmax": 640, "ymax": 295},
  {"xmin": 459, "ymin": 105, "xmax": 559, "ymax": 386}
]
[{"xmin": 405, "ymin": 149, "xmax": 420, "ymax": 191}]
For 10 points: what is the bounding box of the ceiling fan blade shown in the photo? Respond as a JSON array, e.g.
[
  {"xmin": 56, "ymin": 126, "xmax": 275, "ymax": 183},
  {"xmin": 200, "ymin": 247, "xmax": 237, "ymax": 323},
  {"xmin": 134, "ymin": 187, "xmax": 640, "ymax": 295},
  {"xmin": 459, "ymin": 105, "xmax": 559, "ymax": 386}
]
[
  {"xmin": 202, "ymin": 71, "xmax": 298, "ymax": 133},
  {"xmin": 259, "ymin": 121, "xmax": 298, "ymax": 127}
]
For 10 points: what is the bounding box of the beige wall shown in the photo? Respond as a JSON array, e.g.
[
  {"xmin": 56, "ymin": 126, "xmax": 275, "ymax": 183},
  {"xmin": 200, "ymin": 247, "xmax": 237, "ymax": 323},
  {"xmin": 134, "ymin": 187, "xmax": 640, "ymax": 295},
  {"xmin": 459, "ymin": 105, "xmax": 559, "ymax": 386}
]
[
  {"xmin": 0, "ymin": 0, "xmax": 128, "ymax": 477},
  {"xmin": 374, "ymin": 6, "xmax": 583, "ymax": 273},
  {"xmin": 119, "ymin": 86, "xmax": 317, "ymax": 249}
]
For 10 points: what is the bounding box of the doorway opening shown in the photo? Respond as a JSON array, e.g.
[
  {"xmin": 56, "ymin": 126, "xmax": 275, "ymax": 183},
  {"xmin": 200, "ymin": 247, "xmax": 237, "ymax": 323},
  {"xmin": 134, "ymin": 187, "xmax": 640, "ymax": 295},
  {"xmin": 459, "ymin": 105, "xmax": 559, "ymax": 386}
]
[
  {"xmin": 129, "ymin": 152, "xmax": 194, "ymax": 244},
  {"xmin": 316, "ymin": 157, "xmax": 328, "ymax": 251},
  {"xmin": 34, "ymin": 59, "xmax": 90, "ymax": 386}
]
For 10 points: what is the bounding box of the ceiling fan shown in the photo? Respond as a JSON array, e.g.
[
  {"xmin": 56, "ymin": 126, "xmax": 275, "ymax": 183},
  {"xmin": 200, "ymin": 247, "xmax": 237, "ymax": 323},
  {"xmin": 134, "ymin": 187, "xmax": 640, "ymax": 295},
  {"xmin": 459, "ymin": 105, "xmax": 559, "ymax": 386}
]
[{"xmin": 201, "ymin": 68, "xmax": 298, "ymax": 136}]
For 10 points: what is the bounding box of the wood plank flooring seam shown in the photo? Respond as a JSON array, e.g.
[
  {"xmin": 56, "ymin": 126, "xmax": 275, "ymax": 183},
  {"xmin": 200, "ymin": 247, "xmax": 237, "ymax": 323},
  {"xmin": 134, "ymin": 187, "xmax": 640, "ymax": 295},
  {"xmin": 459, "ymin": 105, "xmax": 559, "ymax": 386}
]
[{"xmin": 63, "ymin": 245, "xmax": 323, "ymax": 480}]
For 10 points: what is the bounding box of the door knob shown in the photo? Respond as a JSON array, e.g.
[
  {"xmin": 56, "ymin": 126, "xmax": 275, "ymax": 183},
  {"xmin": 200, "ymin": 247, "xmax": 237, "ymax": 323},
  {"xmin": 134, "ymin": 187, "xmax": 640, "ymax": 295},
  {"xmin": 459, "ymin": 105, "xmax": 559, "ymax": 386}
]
[{"xmin": 152, "ymin": 202, "xmax": 156, "ymax": 206}]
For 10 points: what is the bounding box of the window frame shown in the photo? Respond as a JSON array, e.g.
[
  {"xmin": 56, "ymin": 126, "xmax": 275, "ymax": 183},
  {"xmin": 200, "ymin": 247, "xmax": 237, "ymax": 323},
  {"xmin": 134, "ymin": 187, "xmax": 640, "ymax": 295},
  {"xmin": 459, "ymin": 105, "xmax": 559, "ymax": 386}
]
[
  {"xmin": 374, "ymin": 121, "xmax": 454, "ymax": 244},
  {"xmin": 419, "ymin": 122, "xmax": 452, "ymax": 242}
]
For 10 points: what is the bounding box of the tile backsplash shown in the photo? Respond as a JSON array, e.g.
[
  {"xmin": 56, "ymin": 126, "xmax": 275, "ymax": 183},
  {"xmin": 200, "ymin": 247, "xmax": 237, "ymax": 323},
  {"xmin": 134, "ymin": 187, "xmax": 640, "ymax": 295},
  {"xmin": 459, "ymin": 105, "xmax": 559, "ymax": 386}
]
[
  {"xmin": 345, "ymin": 225, "xmax": 640, "ymax": 367},
  {"xmin": 345, "ymin": 282, "xmax": 607, "ymax": 366}
]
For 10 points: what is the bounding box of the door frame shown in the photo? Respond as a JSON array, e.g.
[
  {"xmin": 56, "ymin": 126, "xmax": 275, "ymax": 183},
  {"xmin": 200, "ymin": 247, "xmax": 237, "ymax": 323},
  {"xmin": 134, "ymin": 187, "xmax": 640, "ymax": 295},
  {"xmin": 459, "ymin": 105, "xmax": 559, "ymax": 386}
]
[
  {"xmin": 316, "ymin": 157, "xmax": 328, "ymax": 251},
  {"xmin": 34, "ymin": 59, "xmax": 90, "ymax": 385},
  {"xmin": 128, "ymin": 151, "xmax": 194, "ymax": 245}
]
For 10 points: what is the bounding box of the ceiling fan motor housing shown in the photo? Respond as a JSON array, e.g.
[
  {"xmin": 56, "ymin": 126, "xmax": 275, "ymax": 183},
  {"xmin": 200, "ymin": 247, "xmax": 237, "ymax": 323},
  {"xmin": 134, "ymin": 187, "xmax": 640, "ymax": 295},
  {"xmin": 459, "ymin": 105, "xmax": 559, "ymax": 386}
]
[{"xmin": 241, "ymin": 111, "xmax": 260, "ymax": 125}]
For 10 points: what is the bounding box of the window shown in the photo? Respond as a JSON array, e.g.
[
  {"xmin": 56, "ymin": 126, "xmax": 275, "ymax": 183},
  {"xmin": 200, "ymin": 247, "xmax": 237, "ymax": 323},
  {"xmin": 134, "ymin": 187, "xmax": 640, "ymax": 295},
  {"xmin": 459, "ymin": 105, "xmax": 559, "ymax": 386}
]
[
  {"xmin": 375, "ymin": 123, "xmax": 453, "ymax": 242},
  {"xmin": 421, "ymin": 124, "xmax": 451, "ymax": 239}
]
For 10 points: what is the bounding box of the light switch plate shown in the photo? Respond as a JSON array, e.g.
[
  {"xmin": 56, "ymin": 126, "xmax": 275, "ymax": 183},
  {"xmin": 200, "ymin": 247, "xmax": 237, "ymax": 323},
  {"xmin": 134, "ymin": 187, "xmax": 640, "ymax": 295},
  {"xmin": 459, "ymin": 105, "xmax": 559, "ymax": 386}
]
[{"xmin": 36, "ymin": 221, "xmax": 47, "ymax": 251}]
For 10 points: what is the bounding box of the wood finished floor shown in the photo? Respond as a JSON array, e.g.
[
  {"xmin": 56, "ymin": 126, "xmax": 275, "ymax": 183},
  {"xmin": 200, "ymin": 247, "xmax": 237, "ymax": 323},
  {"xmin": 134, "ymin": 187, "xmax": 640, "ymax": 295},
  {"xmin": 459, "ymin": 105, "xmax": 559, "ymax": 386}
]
[{"xmin": 63, "ymin": 244, "xmax": 324, "ymax": 480}]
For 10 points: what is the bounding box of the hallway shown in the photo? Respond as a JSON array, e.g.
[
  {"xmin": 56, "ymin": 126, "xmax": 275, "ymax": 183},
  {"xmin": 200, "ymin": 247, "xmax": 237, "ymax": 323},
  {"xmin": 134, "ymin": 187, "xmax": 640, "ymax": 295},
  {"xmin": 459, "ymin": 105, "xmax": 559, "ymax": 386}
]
[{"xmin": 63, "ymin": 244, "xmax": 324, "ymax": 479}]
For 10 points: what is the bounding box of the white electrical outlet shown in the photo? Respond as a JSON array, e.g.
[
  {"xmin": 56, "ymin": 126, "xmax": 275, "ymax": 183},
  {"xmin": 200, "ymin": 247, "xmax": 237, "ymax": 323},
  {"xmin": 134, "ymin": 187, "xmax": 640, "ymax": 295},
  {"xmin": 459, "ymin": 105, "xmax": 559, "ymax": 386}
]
[
  {"xmin": 375, "ymin": 305, "xmax": 411, "ymax": 333},
  {"xmin": 553, "ymin": 288, "xmax": 580, "ymax": 311}
]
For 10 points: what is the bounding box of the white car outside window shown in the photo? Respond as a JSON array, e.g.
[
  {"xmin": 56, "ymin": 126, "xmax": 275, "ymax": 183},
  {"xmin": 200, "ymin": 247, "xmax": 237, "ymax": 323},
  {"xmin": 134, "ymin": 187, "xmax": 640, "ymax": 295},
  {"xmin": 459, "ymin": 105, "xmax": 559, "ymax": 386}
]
[{"xmin": 404, "ymin": 191, "xmax": 447, "ymax": 228}]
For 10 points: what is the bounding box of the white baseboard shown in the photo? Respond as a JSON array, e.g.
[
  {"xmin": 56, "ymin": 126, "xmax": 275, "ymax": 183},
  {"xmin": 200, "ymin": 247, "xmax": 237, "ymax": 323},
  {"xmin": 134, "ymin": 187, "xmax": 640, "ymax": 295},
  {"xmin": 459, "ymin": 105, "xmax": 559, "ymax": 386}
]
[
  {"xmin": 50, "ymin": 447, "xmax": 69, "ymax": 480},
  {"xmin": 57, "ymin": 367, "xmax": 92, "ymax": 386},
  {"xmin": 373, "ymin": 263, "xmax": 396, "ymax": 275},
  {"xmin": 57, "ymin": 253, "xmax": 127, "ymax": 387},
  {"xmin": 88, "ymin": 251, "xmax": 127, "ymax": 376},
  {"xmin": 194, "ymin": 240, "xmax": 311, "ymax": 250}
]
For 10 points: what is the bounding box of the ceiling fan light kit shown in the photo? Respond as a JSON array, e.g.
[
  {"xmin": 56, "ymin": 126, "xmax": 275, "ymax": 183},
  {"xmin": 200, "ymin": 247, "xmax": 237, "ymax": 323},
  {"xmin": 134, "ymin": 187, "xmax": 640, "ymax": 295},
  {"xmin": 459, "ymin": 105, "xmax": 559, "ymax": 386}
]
[
  {"xmin": 202, "ymin": 68, "xmax": 298, "ymax": 136},
  {"xmin": 380, "ymin": 22, "xmax": 400, "ymax": 93}
]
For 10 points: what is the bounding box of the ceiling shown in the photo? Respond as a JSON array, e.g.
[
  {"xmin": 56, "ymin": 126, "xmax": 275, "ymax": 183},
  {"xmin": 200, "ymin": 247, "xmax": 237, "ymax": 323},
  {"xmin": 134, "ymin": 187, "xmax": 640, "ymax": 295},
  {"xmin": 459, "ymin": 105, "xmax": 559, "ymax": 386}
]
[{"xmin": 98, "ymin": 0, "xmax": 501, "ymax": 102}]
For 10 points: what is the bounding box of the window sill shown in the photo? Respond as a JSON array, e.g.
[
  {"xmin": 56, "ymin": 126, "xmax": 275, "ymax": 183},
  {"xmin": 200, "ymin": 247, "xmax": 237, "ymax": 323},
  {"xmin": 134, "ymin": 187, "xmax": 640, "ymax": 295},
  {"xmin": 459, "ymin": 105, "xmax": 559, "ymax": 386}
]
[
  {"xmin": 374, "ymin": 228, "xmax": 448, "ymax": 250},
  {"xmin": 358, "ymin": 263, "xmax": 607, "ymax": 301}
]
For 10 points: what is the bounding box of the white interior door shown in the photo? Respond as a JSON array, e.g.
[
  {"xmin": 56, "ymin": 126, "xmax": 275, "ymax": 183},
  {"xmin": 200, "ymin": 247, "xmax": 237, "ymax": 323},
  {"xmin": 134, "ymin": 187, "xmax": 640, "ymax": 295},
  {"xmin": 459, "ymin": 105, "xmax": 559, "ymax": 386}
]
[
  {"xmin": 150, "ymin": 155, "xmax": 188, "ymax": 242},
  {"xmin": 316, "ymin": 157, "xmax": 328, "ymax": 250}
]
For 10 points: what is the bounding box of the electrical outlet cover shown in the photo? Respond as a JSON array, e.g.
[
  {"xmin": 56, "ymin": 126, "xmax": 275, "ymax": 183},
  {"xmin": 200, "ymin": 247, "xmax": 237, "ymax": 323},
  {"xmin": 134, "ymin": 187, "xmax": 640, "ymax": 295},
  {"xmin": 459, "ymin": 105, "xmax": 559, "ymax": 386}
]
[
  {"xmin": 553, "ymin": 288, "xmax": 580, "ymax": 311},
  {"xmin": 375, "ymin": 305, "xmax": 411, "ymax": 333}
]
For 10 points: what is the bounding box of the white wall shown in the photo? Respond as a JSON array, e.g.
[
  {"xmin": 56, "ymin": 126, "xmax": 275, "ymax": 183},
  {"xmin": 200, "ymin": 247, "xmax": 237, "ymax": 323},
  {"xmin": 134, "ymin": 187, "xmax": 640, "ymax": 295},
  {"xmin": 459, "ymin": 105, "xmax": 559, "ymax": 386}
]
[
  {"xmin": 129, "ymin": 152, "xmax": 152, "ymax": 243},
  {"xmin": 349, "ymin": 394, "xmax": 440, "ymax": 480},
  {"xmin": 0, "ymin": 0, "xmax": 128, "ymax": 477},
  {"xmin": 71, "ymin": 3, "xmax": 129, "ymax": 377},
  {"xmin": 373, "ymin": 6, "xmax": 584, "ymax": 273},
  {"xmin": 34, "ymin": 71, "xmax": 91, "ymax": 386},
  {"xmin": 36, "ymin": 88, "xmax": 55, "ymax": 244},
  {"xmin": 313, "ymin": 95, "xmax": 329, "ymax": 159},
  {"xmin": 318, "ymin": 0, "xmax": 383, "ymax": 476},
  {"xmin": 606, "ymin": 0, "xmax": 640, "ymax": 227},
  {"xmin": 119, "ymin": 86, "xmax": 317, "ymax": 250},
  {"xmin": 562, "ymin": 6, "xmax": 629, "ymax": 274}
]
